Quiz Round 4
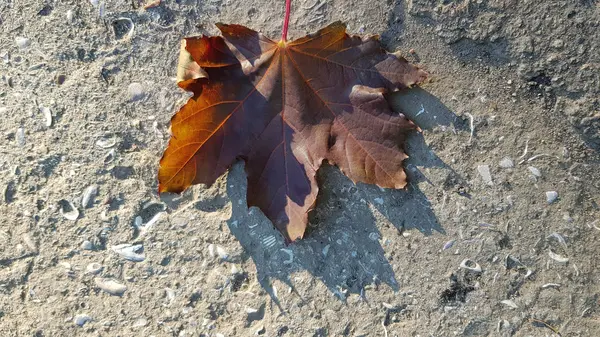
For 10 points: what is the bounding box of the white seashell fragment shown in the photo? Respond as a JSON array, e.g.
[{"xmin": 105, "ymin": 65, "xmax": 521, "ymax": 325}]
[
  {"xmin": 89, "ymin": 0, "xmax": 99, "ymax": 7},
  {"xmin": 95, "ymin": 277, "xmax": 127, "ymax": 296},
  {"xmin": 546, "ymin": 232, "xmax": 567, "ymax": 250},
  {"xmin": 104, "ymin": 149, "xmax": 116, "ymax": 163},
  {"xmin": 98, "ymin": 2, "xmax": 105, "ymax": 17},
  {"xmin": 281, "ymin": 249, "xmax": 293, "ymax": 264},
  {"xmin": 86, "ymin": 263, "xmax": 103, "ymax": 274},
  {"xmin": 164, "ymin": 287, "xmax": 175, "ymax": 304},
  {"xmin": 443, "ymin": 239, "xmax": 455, "ymax": 250},
  {"xmin": 16, "ymin": 128, "xmax": 25, "ymax": 147},
  {"xmin": 15, "ymin": 37, "xmax": 31, "ymax": 49},
  {"xmin": 81, "ymin": 184, "xmax": 98, "ymax": 208},
  {"xmin": 59, "ymin": 200, "xmax": 79, "ymax": 220},
  {"xmin": 546, "ymin": 191, "xmax": 558, "ymax": 204},
  {"xmin": 499, "ymin": 157, "xmax": 514, "ymax": 168},
  {"xmin": 208, "ymin": 244, "xmax": 229, "ymax": 260},
  {"xmin": 500, "ymin": 299, "xmax": 518, "ymax": 309},
  {"xmin": 128, "ymin": 82, "xmax": 145, "ymax": 101},
  {"xmin": 40, "ymin": 106, "xmax": 52, "ymax": 127},
  {"xmin": 66, "ymin": 9, "xmax": 74, "ymax": 22},
  {"xmin": 548, "ymin": 250, "xmax": 568, "ymax": 264},
  {"xmin": 322, "ymin": 244, "xmax": 330, "ymax": 257},
  {"xmin": 95, "ymin": 136, "xmax": 117, "ymax": 148},
  {"xmin": 382, "ymin": 302, "xmax": 396, "ymax": 310},
  {"xmin": 74, "ymin": 314, "xmax": 92, "ymax": 327},
  {"xmin": 111, "ymin": 244, "xmax": 145, "ymax": 262},
  {"xmin": 230, "ymin": 264, "xmax": 241, "ymax": 275},
  {"xmin": 528, "ymin": 166, "xmax": 541, "ymax": 177},
  {"xmin": 477, "ymin": 165, "xmax": 493, "ymax": 186},
  {"xmin": 459, "ymin": 259, "xmax": 482, "ymax": 273},
  {"xmin": 137, "ymin": 212, "xmax": 165, "ymax": 237},
  {"xmin": 541, "ymin": 283, "xmax": 561, "ymax": 289}
]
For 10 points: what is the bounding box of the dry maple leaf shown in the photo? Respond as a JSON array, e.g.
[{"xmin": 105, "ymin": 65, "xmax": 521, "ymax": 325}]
[{"xmin": 158, "ymin": 12, "xmax": 427, "ymax": 242}]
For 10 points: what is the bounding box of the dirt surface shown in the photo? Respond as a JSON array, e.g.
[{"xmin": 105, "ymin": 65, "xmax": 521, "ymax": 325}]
[{"xmin": 1, "ymin": 0, "xmax": 600, "ymax": 336}]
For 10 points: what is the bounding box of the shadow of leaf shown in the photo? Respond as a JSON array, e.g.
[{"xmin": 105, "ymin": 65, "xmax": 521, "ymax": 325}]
[{"xmin": 217, "ymin": 87, "xmax": 465, "ymax": 304}]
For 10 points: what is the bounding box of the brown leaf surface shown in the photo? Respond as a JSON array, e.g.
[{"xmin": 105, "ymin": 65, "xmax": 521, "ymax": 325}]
[{"xmin": 159, "ymin": 22, "xmax": 427, "ymax": 242}]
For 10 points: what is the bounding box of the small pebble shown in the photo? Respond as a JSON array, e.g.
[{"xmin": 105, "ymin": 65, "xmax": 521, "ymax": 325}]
[
  {"xmin": 80, "ymin": 240, "xmax": 94, "ymax": 250},
  {"xmin": 128, "ymin": 82, "xmax": 145, "ymax": 101},
  {"xmin": 255, "ymin": 326, "xmax": 266, "ymax": 335},
  {"xmin": 477, "ymin": 165, "xmax": 493, "ymax": 186},
  {"xmin": 56, "ymin": 74, "xmax": 66, "ymax": 85},
  {"xmin": 551, "ymin": 39, "xmax": 564, "ymax": 49},
  {"xmin": 498, "ymin": 157, "xmax": 514, "ymax": 168},
  {"xmin": 132, "ymin": 317, "xmax": 148, "ymax": 328},
  {"xmin": 546, "ymin": 191, "xmax": 558, "ymax": 204},
  {"xmin": 73, "ymin": 314, "xmax": 92, "ymax": 327},
  {"xmin": 15, "ymin": 37, "xmax": 31, "ymax": 49},
  {"xmin": 16, "ymin": 128, "xmax": 25, "ymax": 147}
]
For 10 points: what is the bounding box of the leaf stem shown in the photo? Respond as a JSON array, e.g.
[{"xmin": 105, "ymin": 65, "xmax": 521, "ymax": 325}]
[{"xmin": 281, "ymin": 0, "xmax": 292, "ymax": 42}]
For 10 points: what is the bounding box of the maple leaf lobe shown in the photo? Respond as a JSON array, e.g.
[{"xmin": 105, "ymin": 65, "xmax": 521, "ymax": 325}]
[{"xmin": 158, "ymin": 21, "xmax": 427, "ymax": 242}]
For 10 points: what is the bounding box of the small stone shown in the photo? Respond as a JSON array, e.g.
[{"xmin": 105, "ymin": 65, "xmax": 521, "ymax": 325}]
[
  {"xmin": 15, "ymin": 37, "xmax": 31, "ymax": 49},
  {"xmin": 132, "ymin": 317, "xmax": 148, "ymax": 328},
  {"xmin": 128, "ymin": 82, "xmax": 145, "ymax": 101},
  {"xmin": 551, "ymin": 39, "xmax": 564, "ymax": 49},
  {"xmin": 498, "ymin": 157, "xmax": 514, "ymax": 168},
  {"xmin": 546, "ymin": 191, "xmax": 558, "ymax": 204},
  {"xmin": 73, "ymin": 314, "xmax": 92, "ymax": 327},
  {"xmin": 255, "ymin": 325, "xmax": 266, "ymax": 335},
  {"xmin": 80, "ymin": 240, "xmax": 94, "ymax": 250},
  {"xmin": 16, "ymin": 128, "xmax": 25, "ymax": 147},
  {"xmin": 477, "ymin": 165, "xmax": 493, "ymax": 186},
  {"xmin": 56, "ymin": 74, "xmax": 66, "ymax": 85}
]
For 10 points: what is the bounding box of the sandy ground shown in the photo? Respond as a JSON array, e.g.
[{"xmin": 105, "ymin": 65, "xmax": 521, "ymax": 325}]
[{"xmin": 1, "ymin": 0, "xmax": 600, "ymax": 336}]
